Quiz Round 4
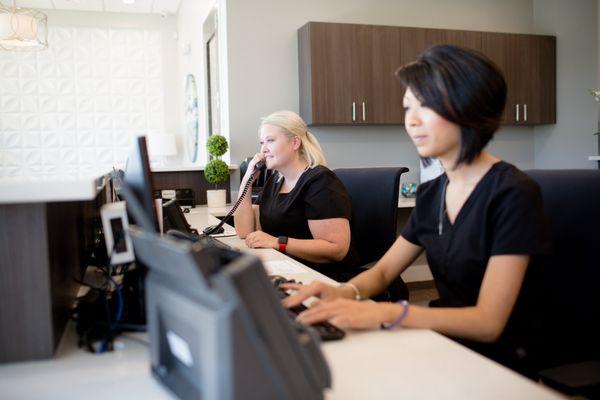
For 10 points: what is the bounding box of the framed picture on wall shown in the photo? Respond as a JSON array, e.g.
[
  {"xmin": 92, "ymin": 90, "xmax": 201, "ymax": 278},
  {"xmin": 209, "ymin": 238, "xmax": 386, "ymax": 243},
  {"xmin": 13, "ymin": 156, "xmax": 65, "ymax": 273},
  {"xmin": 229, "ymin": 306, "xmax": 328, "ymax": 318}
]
[{"xmin": 185, "ymin": 74, "xmax": 199, "ymax": 163}]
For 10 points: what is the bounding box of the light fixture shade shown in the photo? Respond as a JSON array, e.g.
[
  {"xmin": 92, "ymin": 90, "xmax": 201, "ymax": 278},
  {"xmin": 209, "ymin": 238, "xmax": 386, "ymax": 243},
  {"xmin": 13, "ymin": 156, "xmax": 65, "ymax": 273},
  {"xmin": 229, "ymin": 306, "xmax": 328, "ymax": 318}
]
[
  {"xmin": 0, "ymin": 1, "xmax": 48, "ymax": 51},
  {"xmin": 148, "ymin": 134, "xmax": 178, "ymax": 157}
]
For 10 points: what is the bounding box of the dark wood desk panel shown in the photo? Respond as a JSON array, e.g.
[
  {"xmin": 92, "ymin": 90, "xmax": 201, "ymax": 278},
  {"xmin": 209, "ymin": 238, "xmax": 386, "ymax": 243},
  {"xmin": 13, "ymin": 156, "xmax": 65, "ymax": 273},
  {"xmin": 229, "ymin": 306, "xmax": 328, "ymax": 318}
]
[
  {"xmin": 0, "ymin": 194, "xmax": 102, "ymax": 363},
  {"xmin": 153, "ymin": 170, "xmax": 231, "ymax": 206}
]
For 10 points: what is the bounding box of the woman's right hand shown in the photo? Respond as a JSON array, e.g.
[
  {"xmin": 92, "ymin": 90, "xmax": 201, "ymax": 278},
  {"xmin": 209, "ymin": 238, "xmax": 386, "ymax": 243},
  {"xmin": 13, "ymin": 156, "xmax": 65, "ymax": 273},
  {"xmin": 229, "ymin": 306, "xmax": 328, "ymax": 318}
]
[
  {"xmin": 281, "ymin": 280, "xmax": 346, "ymax": 308},
  {"xmin": 245, "ymin": 153, "xmax": 265, "ymax": 180}
]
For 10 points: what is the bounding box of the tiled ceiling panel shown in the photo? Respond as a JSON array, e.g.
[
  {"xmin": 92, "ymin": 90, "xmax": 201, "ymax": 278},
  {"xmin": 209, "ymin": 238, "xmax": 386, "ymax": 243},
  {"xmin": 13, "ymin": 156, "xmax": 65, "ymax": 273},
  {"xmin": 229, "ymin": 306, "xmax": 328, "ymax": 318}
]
[
  {"xmin": 11, "ymin": 0, "xmax": 54, "ymax": 9},
  {"xmin": 103, "ymin": 0, "xmax": 153, "ymax": 14},
  {"xmin": 51, "ymin": 0, "xmax": 104, "ymax": 12},
  {"xmin": 14, "ymin": 0, "xmax": 182, "ymax": 15},
  {"xmin": 152, "ymin": 0, "xmax": 180, "ymax": 15}
]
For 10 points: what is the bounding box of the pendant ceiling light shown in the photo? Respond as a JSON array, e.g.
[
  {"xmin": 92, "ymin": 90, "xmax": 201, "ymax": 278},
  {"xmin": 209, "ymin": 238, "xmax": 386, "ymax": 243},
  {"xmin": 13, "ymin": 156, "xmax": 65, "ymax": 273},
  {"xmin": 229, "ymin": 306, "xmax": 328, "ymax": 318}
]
[{"xmin": 0, "ymin": 0, "xmax": 48, "ymax": 51}]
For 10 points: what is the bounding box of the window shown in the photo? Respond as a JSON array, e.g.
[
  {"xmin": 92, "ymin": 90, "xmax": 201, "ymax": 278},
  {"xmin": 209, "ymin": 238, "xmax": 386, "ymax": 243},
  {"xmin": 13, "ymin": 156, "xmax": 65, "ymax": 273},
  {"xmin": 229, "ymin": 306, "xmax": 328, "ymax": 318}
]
[{"xmin": 204, "ymin": 8, "xmax": 220, "ymax": 138}]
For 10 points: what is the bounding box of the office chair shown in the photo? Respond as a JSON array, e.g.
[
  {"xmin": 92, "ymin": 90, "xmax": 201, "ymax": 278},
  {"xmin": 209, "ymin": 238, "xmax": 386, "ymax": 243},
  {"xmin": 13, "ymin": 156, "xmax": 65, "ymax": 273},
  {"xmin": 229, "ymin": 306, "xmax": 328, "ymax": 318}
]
[
  {"xmin": 525, "ymin": 169, "xmax": 600, "ymax": 398},
  {"xmin": 334, "ymin": 167, "xmax": 410, "ymax": 301}
]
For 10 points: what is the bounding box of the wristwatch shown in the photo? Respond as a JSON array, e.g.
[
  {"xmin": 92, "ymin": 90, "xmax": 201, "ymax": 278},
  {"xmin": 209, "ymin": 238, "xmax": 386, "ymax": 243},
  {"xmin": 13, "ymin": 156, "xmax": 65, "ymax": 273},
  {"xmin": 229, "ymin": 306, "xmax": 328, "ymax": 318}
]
[{"xmin": 277, "ymin": 236, "xmax": 288, "ymax": 253}]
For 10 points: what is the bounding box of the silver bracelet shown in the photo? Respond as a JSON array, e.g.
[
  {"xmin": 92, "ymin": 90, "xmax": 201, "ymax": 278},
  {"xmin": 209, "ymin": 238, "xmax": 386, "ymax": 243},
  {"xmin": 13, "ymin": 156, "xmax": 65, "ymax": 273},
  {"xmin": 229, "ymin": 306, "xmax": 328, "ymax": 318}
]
[{"xmin": 341, "ymin": 282, "xmax": 361, "ymax": 301}]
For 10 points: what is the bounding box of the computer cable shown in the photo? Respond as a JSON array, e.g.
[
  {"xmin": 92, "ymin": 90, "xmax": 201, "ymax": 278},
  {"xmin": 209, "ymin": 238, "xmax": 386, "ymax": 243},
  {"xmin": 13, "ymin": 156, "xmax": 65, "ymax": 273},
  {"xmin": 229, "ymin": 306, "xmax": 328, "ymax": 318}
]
[{"xmin": 98, "ymin": 273, "xmax": 123, "ymax": 353}]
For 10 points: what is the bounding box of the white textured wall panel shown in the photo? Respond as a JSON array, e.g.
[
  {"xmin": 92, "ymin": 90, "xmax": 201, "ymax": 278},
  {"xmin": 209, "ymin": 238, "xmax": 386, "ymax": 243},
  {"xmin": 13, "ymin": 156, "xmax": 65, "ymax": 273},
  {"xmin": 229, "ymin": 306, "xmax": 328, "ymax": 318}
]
[{"xmin": 0, "ymin": 26, "xmax": 165, "ymax": 177}]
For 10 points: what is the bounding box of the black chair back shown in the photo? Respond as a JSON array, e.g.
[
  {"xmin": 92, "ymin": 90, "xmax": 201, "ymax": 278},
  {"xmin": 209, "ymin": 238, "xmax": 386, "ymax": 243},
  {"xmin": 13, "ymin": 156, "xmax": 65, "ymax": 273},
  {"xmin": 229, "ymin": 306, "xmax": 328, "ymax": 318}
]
[
  {"xmin": 334, "ymin": 167, "xmax": 409, "ymax": 300},
  {"xmin": 525, "ymin": 169, "xmax": 600, "ymax": 368}
]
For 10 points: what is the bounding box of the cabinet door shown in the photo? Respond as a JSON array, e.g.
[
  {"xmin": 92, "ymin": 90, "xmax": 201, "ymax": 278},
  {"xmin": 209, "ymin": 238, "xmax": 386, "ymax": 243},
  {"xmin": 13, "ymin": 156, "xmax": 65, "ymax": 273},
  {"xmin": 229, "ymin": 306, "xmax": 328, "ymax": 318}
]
[
  {"xmin": 395, "ymin": 28, "xmax": 445, "ymax": 122},
  {"xmin": 508, "ymin": 33, "xmax": 534, "ymax": 125},
  {"xmin": 352, "ymin": 24, "xmax": 374, "ymax": 124},
  {"xmin": 368, "ymin": 25, "xmax": 403, "ymax": 124},
  {"xmin": 526, "ymin": 35, "xmax": 556, "ymax": 124},
  {"xmin": 481, "ymin": 32, "xmax": 528, "ymax": 124},
  {"xmin": 481, "ymin": 32, "xmax": 510, "ymax": 123},
  {"xmin": 444, "ymin": 29, "xmax": 482, "ymax": 51},
  {"xmin": 307, "ymin": 23, "xmax": 355, "ymax": 124}
]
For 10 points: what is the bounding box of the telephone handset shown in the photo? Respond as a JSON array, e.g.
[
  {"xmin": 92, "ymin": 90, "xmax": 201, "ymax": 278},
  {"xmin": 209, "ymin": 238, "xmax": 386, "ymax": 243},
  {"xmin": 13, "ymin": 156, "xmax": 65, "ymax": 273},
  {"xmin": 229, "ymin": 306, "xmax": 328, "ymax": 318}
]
[{"xmin": 202, "ymin": 161, "xmax": 266, "ymax": 235}]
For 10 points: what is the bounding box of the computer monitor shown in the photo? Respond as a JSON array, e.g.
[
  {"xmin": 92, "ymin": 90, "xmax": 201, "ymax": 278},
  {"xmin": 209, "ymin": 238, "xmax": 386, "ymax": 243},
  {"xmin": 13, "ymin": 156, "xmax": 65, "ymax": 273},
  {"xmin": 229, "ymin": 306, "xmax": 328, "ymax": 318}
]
[
  {"xmin": 129, "ymin": 227, "xmax": 331, "ymax": 400},
  {"xmin": 121, "ymin": 136, "xmax": 159, "ymax": 232}
]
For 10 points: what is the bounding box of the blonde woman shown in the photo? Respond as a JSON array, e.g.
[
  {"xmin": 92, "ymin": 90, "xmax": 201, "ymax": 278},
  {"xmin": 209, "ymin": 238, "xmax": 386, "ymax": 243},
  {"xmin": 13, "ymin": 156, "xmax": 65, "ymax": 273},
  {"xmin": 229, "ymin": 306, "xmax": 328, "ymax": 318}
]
[{"xmin": 234, "ymin": 110, "xmax": 359, "ymax": 281}]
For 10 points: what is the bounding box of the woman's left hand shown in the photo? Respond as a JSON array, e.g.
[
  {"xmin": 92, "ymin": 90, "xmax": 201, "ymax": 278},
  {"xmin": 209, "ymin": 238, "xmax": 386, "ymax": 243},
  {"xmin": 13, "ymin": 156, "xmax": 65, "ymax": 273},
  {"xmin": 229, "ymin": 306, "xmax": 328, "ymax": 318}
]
[
  {"xmin": 296, "ymin": 299, "xmax": 397, "ymax": 330},
  {"xmin": 245, "ymin": 230, "xmax": 278, "ymax": 249}
]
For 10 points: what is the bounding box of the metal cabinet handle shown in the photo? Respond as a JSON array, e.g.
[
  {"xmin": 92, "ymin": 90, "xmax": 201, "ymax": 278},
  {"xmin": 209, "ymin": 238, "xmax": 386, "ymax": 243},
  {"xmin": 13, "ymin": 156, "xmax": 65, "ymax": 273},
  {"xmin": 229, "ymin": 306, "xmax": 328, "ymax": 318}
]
[
  {"xmin": 524, "ymin": 104, "xmax": 527, "ymax": 122},
  {"xmin": 352, "ymin": 102, "xmax": 356, "ymax": 122},
  {"xmin": 515, "ymin": 104, "xmax": 519, "ymax": 122},
  {"xmin": 362, "ymin": 101, "xmax": 366, "ymax": 121}
]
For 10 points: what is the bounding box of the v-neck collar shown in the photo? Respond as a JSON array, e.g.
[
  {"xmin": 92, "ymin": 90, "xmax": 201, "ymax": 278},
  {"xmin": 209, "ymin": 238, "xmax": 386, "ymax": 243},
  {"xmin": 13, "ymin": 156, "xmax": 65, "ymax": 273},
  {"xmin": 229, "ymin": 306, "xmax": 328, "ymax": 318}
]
[
  {"xmin": 443, "ymin": 161, "xmax": 504, "ymax": 229},
  {"xmin": 276, "ymin": 166, "xmax": 311, "ymax": 195}
]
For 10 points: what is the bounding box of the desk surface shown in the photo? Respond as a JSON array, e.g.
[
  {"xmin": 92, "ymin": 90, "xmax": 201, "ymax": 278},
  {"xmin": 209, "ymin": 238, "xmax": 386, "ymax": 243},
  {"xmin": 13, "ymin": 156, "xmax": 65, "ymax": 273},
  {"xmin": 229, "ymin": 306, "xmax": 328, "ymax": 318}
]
[
  {"xmin": 0, "ymin": 207, "xmax": 564, "ymax": 400},
  {"xmin": 0, "ymin": 174, "xmax": 106, "ymax": 204}
]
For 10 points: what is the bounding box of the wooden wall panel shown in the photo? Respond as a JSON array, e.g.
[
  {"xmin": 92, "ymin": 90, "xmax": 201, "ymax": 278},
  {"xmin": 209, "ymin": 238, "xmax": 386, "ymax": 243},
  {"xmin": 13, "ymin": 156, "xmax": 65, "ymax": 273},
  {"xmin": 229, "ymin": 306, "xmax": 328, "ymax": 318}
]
[{"xmin": 153, "ymin": 171, "xmax": 231, "ymax": 206}]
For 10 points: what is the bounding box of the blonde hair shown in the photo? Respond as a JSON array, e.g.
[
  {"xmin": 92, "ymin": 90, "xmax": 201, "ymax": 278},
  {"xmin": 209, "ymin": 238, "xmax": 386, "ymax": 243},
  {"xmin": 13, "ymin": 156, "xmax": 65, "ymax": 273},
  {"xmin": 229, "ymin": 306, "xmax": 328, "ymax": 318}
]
[{"xmin": 260, "ymin": 110, "xmax": 327, "ymax": 168}]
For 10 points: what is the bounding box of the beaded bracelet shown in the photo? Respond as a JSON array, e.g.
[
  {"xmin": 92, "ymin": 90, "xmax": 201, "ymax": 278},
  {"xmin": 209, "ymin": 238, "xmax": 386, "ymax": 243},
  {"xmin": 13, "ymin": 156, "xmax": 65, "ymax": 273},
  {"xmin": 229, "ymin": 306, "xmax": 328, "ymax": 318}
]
[{"xmin": 381, "ymin": 300, "xmax": 409, "ymax": 330}]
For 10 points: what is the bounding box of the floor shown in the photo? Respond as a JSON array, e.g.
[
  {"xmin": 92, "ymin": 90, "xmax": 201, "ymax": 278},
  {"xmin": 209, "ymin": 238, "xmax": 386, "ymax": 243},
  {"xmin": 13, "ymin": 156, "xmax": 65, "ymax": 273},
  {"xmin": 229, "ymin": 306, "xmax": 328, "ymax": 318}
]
[{"xmin": 407, "ymin": 280, "xmax": 438, "ymax": 306}]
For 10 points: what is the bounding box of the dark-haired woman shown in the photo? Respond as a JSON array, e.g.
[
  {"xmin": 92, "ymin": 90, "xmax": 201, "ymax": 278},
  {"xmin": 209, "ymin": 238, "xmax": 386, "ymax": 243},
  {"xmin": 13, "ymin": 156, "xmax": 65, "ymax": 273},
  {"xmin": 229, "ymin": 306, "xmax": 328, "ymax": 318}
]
[{"xmin": 283, "ymin": 45, "xmax": 550, "ymax": 377}]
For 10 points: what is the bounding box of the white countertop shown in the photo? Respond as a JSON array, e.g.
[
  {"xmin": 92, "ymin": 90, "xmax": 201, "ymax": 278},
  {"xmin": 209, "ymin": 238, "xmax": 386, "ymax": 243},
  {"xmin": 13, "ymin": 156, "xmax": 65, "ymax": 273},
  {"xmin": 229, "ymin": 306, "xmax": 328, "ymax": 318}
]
[
  {"xmin": 589, "ymin": 156, "xmax": 600, "ymax": 161},
  {"xmin": 398, "ymin": 196, "xmax": 416, "ymax": 208},
  {"xmin": 0, "ymin": 175, "xmax": 106, "ymax": 204},
  {"xmin": 0, "ymin": 207, "xmax": 565, "ymax": 400}
]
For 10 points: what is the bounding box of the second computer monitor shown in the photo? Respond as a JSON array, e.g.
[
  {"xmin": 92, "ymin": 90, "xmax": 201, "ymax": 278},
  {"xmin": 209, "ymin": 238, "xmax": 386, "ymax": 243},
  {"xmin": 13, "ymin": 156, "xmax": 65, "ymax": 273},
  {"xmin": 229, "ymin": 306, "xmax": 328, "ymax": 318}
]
[{"xmin": 123, "ymin": 136, "xmax": 159, "ymax": 232}]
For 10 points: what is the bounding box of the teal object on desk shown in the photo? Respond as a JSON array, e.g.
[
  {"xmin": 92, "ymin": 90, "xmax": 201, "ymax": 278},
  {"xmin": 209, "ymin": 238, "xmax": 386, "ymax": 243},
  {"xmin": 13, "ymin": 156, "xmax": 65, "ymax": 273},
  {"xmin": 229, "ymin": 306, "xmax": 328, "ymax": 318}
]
[{"xmin": 401, "ymin": 182, "xmax": 418, "ymax": 198}]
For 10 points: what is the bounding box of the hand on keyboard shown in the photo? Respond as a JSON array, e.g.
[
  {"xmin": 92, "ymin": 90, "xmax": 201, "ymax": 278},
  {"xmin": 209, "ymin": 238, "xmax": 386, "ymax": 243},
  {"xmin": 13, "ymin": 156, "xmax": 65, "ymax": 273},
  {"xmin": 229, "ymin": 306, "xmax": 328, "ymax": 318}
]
[
  {"xmin": 276, "ymin": 276, "xmax": 395, "ymax": 331},
  {"xmin": 271, "ymin": 276, "xmax": 345, "ymax": 341},
  {"xmin": 280, "ymin": 279, "xmax": 346, "ymax": 309}
]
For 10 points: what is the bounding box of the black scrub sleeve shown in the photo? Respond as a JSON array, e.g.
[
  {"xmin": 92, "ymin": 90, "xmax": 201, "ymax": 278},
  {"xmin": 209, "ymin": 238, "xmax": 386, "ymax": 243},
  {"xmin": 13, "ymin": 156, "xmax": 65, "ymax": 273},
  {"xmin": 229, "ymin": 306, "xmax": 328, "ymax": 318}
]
[
  {"xmin": 401, "ymin": 208, "xmax": 422, "ymax": 246},
  {"xmin": 400, "ymin": 178, "xmax": 440, "ymax": 247},
  {"xmin": 489, "ymin": 179, "xmax": 551, "ymax": 256},
  {"xmin": 303, "ymin": 170, "xmax": 352, "ymax": 220}
]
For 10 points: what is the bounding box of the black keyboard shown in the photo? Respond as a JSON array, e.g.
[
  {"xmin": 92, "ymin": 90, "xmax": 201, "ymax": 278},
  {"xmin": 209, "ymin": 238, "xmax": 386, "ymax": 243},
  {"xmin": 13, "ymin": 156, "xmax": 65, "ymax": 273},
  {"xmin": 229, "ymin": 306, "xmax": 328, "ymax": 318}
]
[{"xmin": 272, "ymin": 277, "xmax": 345, "ymax": 341}]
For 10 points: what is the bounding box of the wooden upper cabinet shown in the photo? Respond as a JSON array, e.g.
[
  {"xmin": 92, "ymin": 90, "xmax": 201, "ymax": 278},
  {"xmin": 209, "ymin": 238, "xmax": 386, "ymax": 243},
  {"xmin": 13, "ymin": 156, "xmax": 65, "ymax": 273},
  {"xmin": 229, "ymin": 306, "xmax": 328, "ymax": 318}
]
[
  {"xmin": 299, "ymin": 22, "xmax": 354, "ymax": 124},
  {"xmin": 298, "ymin": 22, "xmax": 556, "ymax": 126}
]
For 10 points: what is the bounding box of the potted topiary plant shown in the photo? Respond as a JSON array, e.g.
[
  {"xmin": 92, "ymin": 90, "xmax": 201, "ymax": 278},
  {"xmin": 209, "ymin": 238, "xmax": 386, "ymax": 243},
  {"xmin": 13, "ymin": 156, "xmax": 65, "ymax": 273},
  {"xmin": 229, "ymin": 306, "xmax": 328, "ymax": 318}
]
[{"xmin": 204, "ymin": 134, "xmax": 229, "ymax": 208}]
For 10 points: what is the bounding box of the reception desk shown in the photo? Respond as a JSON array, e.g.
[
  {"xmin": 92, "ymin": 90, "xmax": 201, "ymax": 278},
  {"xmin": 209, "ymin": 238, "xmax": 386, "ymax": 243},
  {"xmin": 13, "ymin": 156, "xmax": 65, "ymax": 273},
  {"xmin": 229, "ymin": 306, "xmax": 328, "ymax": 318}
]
[
  {"xmin": 0, "ymin": 175, "xmax": 107, "ymax": 363},
  {"xmin": 0, "ymin": 206, "xmax": 566, "ymax": 399}
]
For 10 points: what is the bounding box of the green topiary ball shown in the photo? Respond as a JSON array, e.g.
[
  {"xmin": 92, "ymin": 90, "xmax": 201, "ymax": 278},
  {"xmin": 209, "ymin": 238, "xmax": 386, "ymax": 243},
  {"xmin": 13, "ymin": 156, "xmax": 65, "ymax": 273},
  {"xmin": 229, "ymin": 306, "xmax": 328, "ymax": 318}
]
[
  {"xmin": 204, "ymin": 159, "xmax": 229, "ymax": 185},
  {"xmin": 206, "ymin": 134, "xmax": 228, "ymax": 158}
]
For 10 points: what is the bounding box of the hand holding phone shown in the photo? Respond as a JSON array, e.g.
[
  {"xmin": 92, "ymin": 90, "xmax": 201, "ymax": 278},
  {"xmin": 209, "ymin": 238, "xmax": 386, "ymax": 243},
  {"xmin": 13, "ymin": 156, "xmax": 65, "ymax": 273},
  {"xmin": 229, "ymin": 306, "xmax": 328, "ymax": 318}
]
[
  {"xmin": 246, "ymin": 153, "xmax": 266, "ymax": 180},
  {"xmin": 203, "ymin": 155, "xmax": 266, "ymax": 236}
]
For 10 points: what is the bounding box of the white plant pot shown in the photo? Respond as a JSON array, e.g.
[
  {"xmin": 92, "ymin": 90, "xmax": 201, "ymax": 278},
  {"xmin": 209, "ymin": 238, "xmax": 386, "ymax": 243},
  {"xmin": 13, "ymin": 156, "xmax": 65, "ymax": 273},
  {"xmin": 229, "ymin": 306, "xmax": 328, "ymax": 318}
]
[{"xmin": 206, "ymin": 189, "xmax": 226, "ymax": 208}]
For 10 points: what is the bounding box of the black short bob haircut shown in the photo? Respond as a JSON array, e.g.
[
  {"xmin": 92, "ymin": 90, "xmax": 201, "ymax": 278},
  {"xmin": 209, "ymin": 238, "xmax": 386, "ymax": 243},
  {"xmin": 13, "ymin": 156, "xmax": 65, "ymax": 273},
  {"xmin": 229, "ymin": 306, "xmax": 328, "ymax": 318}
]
[{"xmin": 395, "ymin": 44, "xmax": 507, "ymax": 167}]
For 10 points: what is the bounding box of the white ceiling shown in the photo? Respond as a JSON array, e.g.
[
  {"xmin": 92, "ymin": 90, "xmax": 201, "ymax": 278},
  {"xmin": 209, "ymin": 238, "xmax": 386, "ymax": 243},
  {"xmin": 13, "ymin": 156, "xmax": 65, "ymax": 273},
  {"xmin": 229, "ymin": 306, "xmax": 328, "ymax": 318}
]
[{"xmin": 12, "ymin": 0, "xmax": 182, "ymax": 15}]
